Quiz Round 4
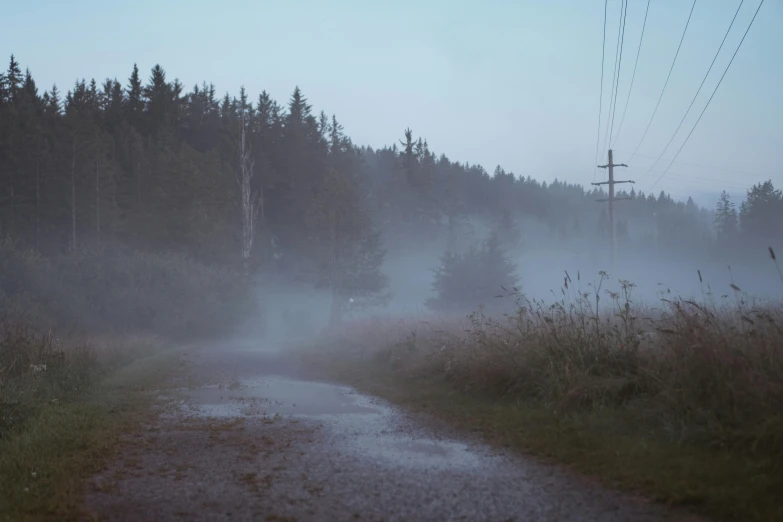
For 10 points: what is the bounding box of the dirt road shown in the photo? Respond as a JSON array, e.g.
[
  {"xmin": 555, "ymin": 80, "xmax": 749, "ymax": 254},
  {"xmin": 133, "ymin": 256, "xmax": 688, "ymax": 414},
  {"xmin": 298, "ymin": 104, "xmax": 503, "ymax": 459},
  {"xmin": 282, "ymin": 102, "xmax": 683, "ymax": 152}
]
[{"xmin": 84, "ymin": 340, "xmax": 704, "ymax": 521}]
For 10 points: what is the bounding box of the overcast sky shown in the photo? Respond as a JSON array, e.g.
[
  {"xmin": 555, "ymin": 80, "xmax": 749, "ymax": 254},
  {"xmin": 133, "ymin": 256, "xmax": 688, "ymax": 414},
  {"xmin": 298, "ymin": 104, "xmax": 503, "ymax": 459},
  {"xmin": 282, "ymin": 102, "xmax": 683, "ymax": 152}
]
[{"xmin": 4, "ymin": 0, "xmax": 780, "ymax": 207}]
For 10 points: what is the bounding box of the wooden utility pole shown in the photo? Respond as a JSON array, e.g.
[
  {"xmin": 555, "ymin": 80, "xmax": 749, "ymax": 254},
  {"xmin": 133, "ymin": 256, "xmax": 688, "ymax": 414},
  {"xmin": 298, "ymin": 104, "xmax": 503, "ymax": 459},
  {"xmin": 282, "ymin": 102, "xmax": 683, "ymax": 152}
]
[{"xmin": 592, "ymin": 149, "xmax": 634, "ymax": 269}]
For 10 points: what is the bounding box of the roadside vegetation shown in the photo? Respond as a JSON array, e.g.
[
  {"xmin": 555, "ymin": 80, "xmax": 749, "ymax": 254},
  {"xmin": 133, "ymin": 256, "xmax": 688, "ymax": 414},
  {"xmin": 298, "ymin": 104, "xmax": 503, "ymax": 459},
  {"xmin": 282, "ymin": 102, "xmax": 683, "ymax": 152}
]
[
  {"xmin": 298, "ymin": 264, "xmax": 783, "ymax": 522},
  {"xmin": 0, "ymin": 239, "xmax": 254, "ymax": 520}
]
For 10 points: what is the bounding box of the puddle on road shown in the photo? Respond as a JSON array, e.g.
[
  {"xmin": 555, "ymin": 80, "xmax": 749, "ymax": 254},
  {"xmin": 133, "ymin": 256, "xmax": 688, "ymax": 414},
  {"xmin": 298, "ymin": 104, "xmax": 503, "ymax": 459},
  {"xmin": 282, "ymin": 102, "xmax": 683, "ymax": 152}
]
[
  {"xmin": 185, "ymin": 376, "xmax": 380, "ymax": 417},
  {"xmin": 183, "ymin": 373, "xmax": 486, "ymax": 471}
]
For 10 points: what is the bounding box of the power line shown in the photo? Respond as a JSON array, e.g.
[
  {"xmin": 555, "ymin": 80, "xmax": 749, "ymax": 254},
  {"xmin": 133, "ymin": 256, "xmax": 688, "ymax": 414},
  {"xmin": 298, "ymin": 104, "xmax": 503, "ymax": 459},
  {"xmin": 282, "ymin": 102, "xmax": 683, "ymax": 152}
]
[
  {"xmin": 601, "ymin": 0, "xmax": 627, "ymax": 154},
  {"xmin": 650, "ymin": 0, "xmax": 765, "ymax": 192},
  {"xmin": 607, "ymin": 0, "xmax": 629, "ymax": 148},
  {"xmin": 629, "ymin": 0, "xmax": 697, "ymax": 161},
  {"xmin": 612, "ymin": 0, "xmax": 651, "ymax": 146},
  {"xmin": 626, "ymin": 166, "xmax": 755, "ymax": 190},
  {"xmin": 613, "ymin": 149, "xmax": 773, "ymax": 178},
  {"xmin": 642, "ymin": 0, "xmax": 745, "ymax": 177},
  {"xmin": 593, "ymin": 0, "xmax": 609, "ymax": 183}
]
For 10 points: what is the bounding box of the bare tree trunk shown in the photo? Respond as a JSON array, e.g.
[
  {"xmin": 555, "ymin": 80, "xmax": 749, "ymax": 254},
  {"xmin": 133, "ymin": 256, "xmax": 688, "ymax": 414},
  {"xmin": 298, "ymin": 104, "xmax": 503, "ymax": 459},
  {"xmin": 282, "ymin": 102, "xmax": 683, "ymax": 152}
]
[
  {"xmin": 237, "ymin": 108, "xmax": 260, "ymax": 277},
  {"xmin": 7, "ymin": 133, "xmax": 15, "ymax": 236},
  {"xmin": 237, "ymin": 105, "xmax": 266, "ymax": 337},
  {"xmin": 95, "ymin": 157, "xmax": 100, "ymax": 245},
  {"xmin": 329, "ymin": 209, "xmax": 343, "ymax": 325},
  {"xmin": 71, "ymin": 138, "xmax": 77, "ymax": 250},
  {"xmin": 130, "ymin": 142, "xmax": 141, "ymax": 208},
  {"xmin": 35, "ymin": 150, "xmax": 41, "ymax": 251},
  {"xmin": 111, "ymin": 140, "xmax": 117, "ymax": 240},
  {"xmin": 8, "ymin": 180, "xmax": 14, "ymax": 236}
]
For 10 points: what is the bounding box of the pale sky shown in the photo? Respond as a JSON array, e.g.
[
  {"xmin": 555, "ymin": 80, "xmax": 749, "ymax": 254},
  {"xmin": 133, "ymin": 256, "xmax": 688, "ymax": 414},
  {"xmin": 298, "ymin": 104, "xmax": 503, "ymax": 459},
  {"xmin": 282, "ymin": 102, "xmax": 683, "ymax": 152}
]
[{"xmin": 3, "ymin": 0, "xmax": 781, "ymax": 207}]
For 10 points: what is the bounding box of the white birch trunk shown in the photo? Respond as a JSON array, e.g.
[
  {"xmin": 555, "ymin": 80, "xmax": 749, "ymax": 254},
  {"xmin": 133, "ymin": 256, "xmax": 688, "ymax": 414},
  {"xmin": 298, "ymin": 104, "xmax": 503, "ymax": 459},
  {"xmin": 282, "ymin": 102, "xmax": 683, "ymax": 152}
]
[{"xmin": 237, "ymin": 107, "xmax": 262, "ymax": 277}]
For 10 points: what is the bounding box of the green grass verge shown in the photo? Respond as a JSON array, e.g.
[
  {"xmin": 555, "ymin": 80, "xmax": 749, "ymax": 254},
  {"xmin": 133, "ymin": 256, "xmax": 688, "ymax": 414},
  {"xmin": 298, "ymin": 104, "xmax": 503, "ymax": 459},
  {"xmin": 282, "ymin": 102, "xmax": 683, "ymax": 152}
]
[
  {"xmin": 317, "ymin": 358, "xmax": 782, "ymax": 522},
  {"xmin": 0, "ymin": 347, "xmax": 183, "ymax": 522}
]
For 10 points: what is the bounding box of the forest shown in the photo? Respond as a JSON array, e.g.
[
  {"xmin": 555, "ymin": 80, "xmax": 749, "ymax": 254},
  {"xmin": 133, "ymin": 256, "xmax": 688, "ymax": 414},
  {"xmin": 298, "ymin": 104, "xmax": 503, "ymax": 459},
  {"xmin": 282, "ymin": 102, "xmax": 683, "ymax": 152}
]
[
  {"xmin": 1, "ymin": 55, "xmax": 781, "ymax": 327},
  {"xmin": 2, "ymin": 50, "xmax": 783, "ymax": 522}
]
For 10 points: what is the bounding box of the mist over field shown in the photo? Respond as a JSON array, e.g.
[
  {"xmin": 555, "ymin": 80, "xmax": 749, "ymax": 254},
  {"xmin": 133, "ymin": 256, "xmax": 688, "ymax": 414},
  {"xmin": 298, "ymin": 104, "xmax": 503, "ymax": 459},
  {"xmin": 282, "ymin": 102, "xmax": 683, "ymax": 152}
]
[{"xmin": 2, "ymin": 1, "xmax": 783, "ymax": 520}]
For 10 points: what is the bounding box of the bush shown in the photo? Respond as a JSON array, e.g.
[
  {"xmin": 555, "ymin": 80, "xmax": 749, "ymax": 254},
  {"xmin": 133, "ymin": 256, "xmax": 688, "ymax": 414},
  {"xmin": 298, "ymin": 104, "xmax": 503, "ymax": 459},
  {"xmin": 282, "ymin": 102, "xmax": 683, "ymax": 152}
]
[
  {"xmin": 0, "ymin": 314, "xmax": 159, "ymax": 437},
  {"xmin": 0, "ymin": 239, "xmax": 255, "ymax": 340},
  {"xmin": 308, "ymin": 274, "xmax": 783, "ymax": 459},
  {"xmin": 426, "ymin": 232, "xmax": 519, "ymax": 315}
]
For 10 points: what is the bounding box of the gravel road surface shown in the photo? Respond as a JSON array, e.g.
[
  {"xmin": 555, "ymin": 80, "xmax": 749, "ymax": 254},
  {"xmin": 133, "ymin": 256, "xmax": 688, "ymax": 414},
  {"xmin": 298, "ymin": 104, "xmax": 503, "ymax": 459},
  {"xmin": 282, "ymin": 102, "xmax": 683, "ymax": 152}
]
[{"xmin": 84, "ymin": 340, "xmax": 706, "ymax": 522}]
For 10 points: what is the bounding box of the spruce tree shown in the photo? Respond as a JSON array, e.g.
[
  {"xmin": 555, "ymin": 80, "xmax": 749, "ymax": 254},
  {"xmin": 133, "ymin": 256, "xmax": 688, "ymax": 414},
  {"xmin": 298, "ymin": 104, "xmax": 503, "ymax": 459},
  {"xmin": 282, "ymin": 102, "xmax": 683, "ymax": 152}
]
[
  {"xmin": 427, "ymin": 231, "xmax": 518, "ymax": 315},
  {"xmin": 308, "ymin": 166, "xmax": 389, "ymax": 324},
  {"xmin": 125, "ymin": 63, "xmax": 144, "ymax": 129},
  {"xmin": 739, "ymin": 181, "xmax": 783, "ymax": 246},
  {"xmin": 714, "ymin": 190, "xmax": 738, "ymax": 242},
  {"xmin": 6, "ymin": 55, "xmax": 22, "ymax": 103}
]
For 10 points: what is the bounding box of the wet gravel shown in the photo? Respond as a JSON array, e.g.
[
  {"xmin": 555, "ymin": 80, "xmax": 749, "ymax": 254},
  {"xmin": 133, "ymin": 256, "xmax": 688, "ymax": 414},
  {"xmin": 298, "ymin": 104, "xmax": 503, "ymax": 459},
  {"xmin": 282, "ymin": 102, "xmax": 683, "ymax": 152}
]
[{"xmin": 84, "ymin": 340, "xmax": 707, "ymax": 522}]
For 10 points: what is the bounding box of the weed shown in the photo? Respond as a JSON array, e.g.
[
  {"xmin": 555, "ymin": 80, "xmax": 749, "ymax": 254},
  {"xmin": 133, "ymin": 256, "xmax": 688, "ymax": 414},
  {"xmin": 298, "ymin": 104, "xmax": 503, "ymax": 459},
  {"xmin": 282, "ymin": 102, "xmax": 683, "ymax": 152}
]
[{"xmin": 297, "ymin": 270, "xmax": 783, "ymax": 522}]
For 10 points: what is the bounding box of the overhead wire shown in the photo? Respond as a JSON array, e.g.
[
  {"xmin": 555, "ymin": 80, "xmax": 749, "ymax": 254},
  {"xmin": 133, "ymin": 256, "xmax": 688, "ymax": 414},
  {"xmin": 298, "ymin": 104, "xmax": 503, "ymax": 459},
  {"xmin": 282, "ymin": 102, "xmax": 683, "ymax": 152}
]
[
  {"xmin": 628, "ymin": 0, "xmax": 697, "ymax": 162},
  {"xmin": 650, "ymin": 0, "xmax": 766, "ymax": 191},
  {"xmin": 642, "ymin": 0, "xmax": 745, "ymax": 177},
  {"xmin": 607, "ymin": 0, "xmax": 629, "ymax": 148},
  {"xmin": 601, "ymin": 0, "xmax": 627, "ymax": 154},
  {"xmin": 615, "ymin": 149, "xmax": 772, "ymax": 179},
  {"xmin": 592, "ymin": 0, "xmax": 609, "ymax": 183},
  {"xmin": 612, "ymin": 0, "xmax": 651, "ymax": 146},
  {"xmin": 625, "ymin": 166, "xmax": 755, "ymax": 191}
]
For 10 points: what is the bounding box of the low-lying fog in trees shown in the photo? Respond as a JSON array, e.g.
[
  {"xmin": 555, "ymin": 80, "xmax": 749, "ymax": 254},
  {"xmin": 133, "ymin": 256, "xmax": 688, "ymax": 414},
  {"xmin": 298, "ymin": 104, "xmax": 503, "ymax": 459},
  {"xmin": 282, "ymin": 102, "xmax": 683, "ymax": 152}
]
[{"xmin": 0, "ymin": 56, "xmax": 781, "ymax": 338}]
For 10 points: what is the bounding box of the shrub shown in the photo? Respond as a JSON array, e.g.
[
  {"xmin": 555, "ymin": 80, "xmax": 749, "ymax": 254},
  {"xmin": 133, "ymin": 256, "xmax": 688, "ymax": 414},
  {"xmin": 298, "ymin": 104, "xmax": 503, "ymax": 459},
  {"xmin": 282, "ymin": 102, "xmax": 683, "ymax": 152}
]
[
  {"xmin": 0, "ymin": 239, "xmax": 254, "ymax": 340},
  {"xmin": 307, "ymin": 274, "xmax": 783, "ymax": 458},
  {"xmin": 426, "ymin": 232, "xmax": 519, "ymax": 315}
]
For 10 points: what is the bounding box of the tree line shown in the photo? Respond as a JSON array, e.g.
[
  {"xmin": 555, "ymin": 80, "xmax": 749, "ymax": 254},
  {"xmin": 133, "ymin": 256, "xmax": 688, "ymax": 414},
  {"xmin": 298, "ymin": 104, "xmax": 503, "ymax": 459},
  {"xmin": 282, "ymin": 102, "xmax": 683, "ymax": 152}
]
[{"xmin": 1, "ymin": 56, "xmax": 781, "ymax": 317}]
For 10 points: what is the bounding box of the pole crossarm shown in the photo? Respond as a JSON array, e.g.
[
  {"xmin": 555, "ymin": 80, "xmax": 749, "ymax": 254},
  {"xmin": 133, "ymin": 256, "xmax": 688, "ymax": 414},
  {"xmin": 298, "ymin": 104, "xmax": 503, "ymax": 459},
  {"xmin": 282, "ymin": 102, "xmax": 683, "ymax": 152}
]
[
  {"xmin": 591, "ymin": 179, "xmax": 635, "ymax": 186},
  {"xmin": 597, "ymin": 162, "xmax": 628, "ymax": 169}
]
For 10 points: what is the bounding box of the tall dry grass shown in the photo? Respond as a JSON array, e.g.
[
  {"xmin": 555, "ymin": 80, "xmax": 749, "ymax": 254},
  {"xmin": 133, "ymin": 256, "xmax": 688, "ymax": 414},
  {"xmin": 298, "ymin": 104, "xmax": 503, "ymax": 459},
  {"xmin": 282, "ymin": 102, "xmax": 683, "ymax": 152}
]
[
  {"xmin": 302, "ymin": 266, "xmax": 783, "ymax": 462},
  {"xmin": 0, "ymin": 237, "xmax": 256, "ymax": 437},
  {"xmin": 0, "ymin": 315, "xmax": 160, "ymax": 438}
]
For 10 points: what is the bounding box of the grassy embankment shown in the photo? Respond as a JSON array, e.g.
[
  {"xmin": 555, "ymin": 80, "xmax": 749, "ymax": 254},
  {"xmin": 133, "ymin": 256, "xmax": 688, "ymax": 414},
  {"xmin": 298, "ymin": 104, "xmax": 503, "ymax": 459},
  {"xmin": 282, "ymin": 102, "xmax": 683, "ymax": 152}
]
[
  {"xmin": 299, "ymin": 269, "xmax": 783, "ymax": 522},
  {"xmin": 0, "ymin": 240, "xmax": 254, "ymax": 520}
]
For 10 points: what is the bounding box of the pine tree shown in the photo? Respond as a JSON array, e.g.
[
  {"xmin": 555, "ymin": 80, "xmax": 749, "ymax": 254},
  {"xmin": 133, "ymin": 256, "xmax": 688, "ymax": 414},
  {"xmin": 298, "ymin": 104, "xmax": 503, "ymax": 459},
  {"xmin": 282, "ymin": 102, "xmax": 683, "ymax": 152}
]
[
  {"xmin": 144, "ymin": 64, "xmax": 173, "ymax": 135},
  {"xmin": 427, "ymin": 231, "xmax": 518, "ymax": 314},
  {"xmin": 0, "ymin": 70, "xmax": 7, "ymax": 103},
  {"xmin": 739, "ymin": 181, "xmax": 783, "ymax": 246},
  {"xmin": 126, "ymin": 63, "xmax": 144, "ymax": 129},
  {"xmin": 493, "ymin": 208, "xmax": 521, "ymax": 249},
  {"xmin": 236, "ymin": 86, "xmax": 262, "ymax": 276},
  {"xmin": 6, "ymin": 55, "xmax": 22, "ymax": 103},
  {"xmin": 287, "ymin": 86, "xmax": 312, "ymax": 127},
  {"xmin": 0, "ymin": 55, "xmax": 26, "ymax": 237},
  {"xmin": 400, "ymin": 128, "xmax": 415, "ymax": 185},
  {"xmin": 714, "ymin": 190, "xmax": 738, "ymax": 241},
  {"xmin": 3, "ymin": 56, "xmax": 778, "ymax": 305},
  {"xmin": 307, "ymin": 167, "xmax": 389, "ymax": 324},
  {"xmin": 318, "ymin": 110, "xmax": 329, "ymax": 140},
  {"xmin": 44, "ymin": 84, "xmax": 60, "ymax": 116},
  {"xmin": 102, "ymin": 78, "xmax": 124, "ymax": 129}
]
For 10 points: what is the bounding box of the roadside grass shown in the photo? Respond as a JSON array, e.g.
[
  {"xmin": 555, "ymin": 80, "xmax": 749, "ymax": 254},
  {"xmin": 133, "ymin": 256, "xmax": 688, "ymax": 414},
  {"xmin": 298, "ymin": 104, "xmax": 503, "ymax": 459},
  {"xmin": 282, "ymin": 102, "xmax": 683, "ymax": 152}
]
[
  {"xmin": 296, "ymin": 272, "xmax": 783, "ymax": 522},
  {"xmin": 0, "ymin": 238, "xmax": 256, "ymax": 520},
  {"xmin": 0, "ymin": 322, "xmax": 184, "ymax": 522}
]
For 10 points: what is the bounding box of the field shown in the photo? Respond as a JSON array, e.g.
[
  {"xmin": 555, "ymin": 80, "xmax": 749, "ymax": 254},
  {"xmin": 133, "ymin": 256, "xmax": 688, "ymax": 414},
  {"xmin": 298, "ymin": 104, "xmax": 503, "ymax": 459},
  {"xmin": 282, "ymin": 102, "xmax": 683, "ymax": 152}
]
[{"xmin": 297, "ymin": 271, "xmax": 783, "ymax": 522}]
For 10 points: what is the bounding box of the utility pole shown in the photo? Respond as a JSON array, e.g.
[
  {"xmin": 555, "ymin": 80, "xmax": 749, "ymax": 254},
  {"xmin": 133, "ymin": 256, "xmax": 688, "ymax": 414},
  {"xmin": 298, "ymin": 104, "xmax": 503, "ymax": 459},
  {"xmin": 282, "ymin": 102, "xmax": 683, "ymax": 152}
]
[{"xmin": 592, "ymin": 149, "xmax": 634, "ymax": 270}]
